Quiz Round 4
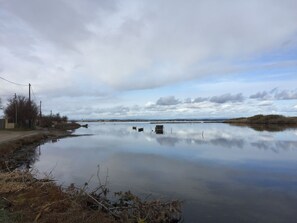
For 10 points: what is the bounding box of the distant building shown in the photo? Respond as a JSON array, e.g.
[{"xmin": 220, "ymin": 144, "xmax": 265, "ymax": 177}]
[
  {"xmin": 0, "ymin": 116, "xmax": 15, "ymax": 129},
  {"xmin": 5, "ymin": 118, "xmax": 15, "ymax": 129},
  {"xmin": 0, "ymin": 118, "xmax": 5, "ymax": 129}
]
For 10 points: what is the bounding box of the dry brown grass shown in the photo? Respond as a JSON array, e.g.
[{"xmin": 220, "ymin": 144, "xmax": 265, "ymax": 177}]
[
  {"xmin": 0, "ymin": 170, "xmax": 182, "ymax": 223},
  {"xmin": 0, "ymin": 170, "xmax": 115, "ymax": 223}
]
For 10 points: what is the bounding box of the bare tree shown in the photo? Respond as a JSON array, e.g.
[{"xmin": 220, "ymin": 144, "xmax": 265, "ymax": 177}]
[
  {"xmin": 40, "ymin": 113, "xmax": 68, "ymax": 128},
  {"xmin": 4, "ymin": 95, "xmax": 38, "ymax": 128}
]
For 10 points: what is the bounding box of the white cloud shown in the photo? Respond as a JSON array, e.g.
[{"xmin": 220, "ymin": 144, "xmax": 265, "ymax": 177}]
[{"xmin": 257, "ymin": 101, "xmax": 274, "ymax": 107}]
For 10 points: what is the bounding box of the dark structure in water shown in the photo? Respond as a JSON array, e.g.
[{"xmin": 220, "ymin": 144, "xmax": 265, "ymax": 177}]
[
  {"xmin": 155, "ymin": 125, "xmax": 164, "ymax": 134},
  {"xmin": 81, "ymin": 124, "xmax": 88, "ymax": 128}
]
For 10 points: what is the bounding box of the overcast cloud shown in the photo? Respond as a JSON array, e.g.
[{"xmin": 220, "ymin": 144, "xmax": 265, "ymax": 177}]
[
  {"xmin": 250, "ymin": 91, "xmax": 270, "ymax": 100},
  {"xmin": 1, "ymin": 0, "xmax": 297, "ymax": 118},
  {"xmin": 209, "ymin": 93, "xmax": 244, "ymax": 104},
  {"xmin": 156, "ymin": 96, "xmax": 180, "ymax": 106}
]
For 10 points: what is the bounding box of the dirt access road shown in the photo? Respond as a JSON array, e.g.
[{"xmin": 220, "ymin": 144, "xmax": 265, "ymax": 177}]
[{"xmin": 0, "ymin": 130, "xmax": 44, "ymax": 145}]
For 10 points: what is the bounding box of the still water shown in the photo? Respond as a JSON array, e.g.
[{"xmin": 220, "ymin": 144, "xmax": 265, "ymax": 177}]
[{"xmin": 32, "ymin": 122, "xmax": 297, "ymax": 222}]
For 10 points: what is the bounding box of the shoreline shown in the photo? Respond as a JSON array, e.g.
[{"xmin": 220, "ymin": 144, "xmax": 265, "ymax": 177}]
[{"xmin": 0, "ymin": 129, "xmax": 77, "ymax": 170}]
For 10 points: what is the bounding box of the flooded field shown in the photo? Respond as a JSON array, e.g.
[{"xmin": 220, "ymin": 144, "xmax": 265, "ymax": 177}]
[{"xmin": 32, "ymin": 122, "xmax": 297, "ymax": 222}]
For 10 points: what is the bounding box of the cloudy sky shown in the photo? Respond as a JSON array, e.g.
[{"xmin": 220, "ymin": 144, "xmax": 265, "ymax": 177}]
[{"xmin": 1, "ymin": 0, "xmax": 297, "ymax": 119}]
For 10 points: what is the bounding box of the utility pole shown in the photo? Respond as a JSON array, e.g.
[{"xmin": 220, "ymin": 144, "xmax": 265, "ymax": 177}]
[
  {"xmin": 39, "ymin": 101, "xmax": 42, "ymax": 127},
  {"xmin": 28, "ymin": 83, "xmax": 31, "ymax": 128},
  {"xmin": 14, "ymin": 93, "xmax": 17, "ymax": 126},
  {"xmin": 29, "ymin": 83, "xmax": 31, "ymax": 103},
  {"xmin": 40, "ymin": 101, "xmax": 42, "ymax": 118}
]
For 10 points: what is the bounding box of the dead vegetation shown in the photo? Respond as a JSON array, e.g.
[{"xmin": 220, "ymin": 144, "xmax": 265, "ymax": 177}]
[{"xmin": 0, "ymin": 169, "xmax": 182, "ymax": 223}]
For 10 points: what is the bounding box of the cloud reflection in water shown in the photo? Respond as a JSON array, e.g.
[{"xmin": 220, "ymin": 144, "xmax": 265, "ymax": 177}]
[{"xmin": 32, "ymin": 123, "xmax": 297, "ymax": 222}]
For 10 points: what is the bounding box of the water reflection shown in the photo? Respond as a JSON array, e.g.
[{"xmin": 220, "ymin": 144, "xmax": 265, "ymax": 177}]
[
  {"xmin": 155, "ymin": 136, "xmax": 180, "ymax": 146},
  {"xmin": 228, "ymin": 123, "xmax": 297, "ymax": 132},
  {"xmin": 31, "ymin": 123, "xmax": 297, "ymax": 222},
  {"xmin": 141, "ymin": 125, "xmax": 297, "ymax": 153},
  {"xmin": 151, "ymin": 133, "xmax": 297, "ymax": 153},
  {"xmin": 1, "ymin": 144, "xmax": 41, "ymax": 170},
  {"xmin": 251, "ymin": 141, "xmax": 297, "ymax": 153}
]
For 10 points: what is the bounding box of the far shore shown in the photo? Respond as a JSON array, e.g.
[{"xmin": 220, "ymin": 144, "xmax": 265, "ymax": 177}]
[
  {"xmin": 75, "ymin": 115, "xmax": 297, "ymax": 125},
  {"xmin": 77, "ymin": 118, "xmax": 226, "ymax": 123}
]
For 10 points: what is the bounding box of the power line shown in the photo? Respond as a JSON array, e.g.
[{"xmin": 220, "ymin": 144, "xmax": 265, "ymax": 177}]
[
  {"xmin": 0, "ymin": 76, "xmax": 27, "ymax": 86},
  {"xmin": 31, "ymin": 86, "xmax": 38, "ymax": 101},
  {"xmin": 0, "ymin": 94, "xmax": 16, "ymax": 97}
]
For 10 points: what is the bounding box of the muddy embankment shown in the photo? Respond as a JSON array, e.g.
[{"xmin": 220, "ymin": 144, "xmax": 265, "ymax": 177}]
[
  {"xmin": 0, "ymin": 122, "xmax": 84, "ymax": 170},
  {"xmin": 0, "ymin": 127, "xmax": 79, "ymax": 170}
]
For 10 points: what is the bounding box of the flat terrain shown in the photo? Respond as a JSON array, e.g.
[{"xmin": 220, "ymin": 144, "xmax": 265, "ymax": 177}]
[{"xmin": 0, "ymin": 130, "xmax": 44, "ymax": 145}]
